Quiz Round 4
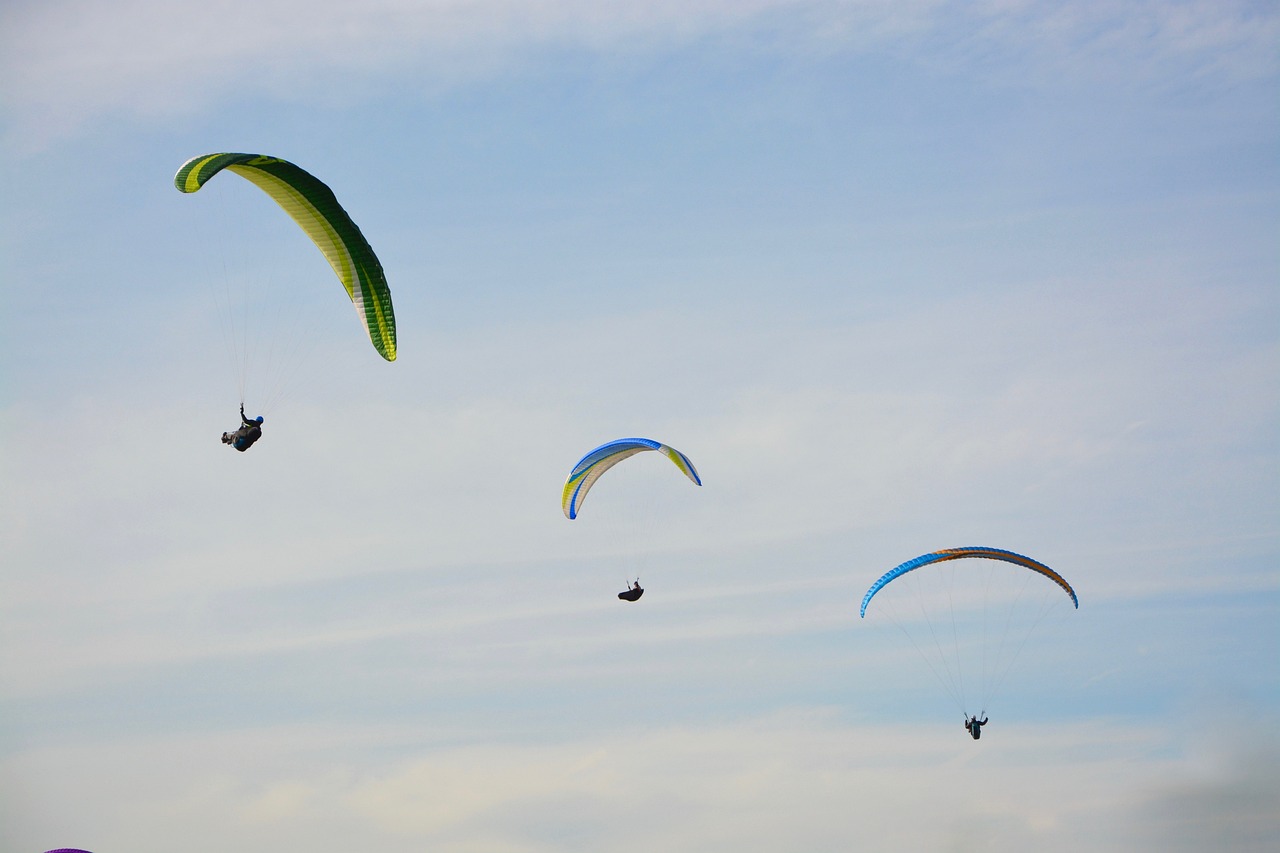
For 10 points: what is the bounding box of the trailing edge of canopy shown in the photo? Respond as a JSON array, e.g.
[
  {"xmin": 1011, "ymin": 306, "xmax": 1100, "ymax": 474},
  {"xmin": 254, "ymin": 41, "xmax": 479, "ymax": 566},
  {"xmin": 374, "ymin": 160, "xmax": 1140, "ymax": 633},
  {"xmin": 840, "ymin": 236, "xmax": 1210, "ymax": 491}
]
[
  {"xmin": 174, "ymin": 153, "xmax": 396, "ymax": 361},
  {"xmin": 562, "ymin": 437, "xmax": 701, "ymax": 519},
  {"xmin": 860, "ymin": 547, "xmax": 1078, "ymax": 617}
]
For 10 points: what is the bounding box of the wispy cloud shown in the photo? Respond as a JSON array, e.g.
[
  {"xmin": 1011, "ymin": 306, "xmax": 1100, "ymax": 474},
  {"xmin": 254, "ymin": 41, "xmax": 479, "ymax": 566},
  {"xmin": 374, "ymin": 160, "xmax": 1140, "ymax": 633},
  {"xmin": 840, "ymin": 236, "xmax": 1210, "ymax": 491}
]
[
  {"xmin": 5, "ymin": 714, "xmax": 1270, "ymax": 852},
  {"xmin": 1131, "ymin": 740, "xmax": 1280, "ymax": 852},
  {"xmin": 3, "ymin": 273, "xmax": 1273, "ymax": 699},
  {"xmin": 2, "ymin": 0, "xmax": 1274, "ymax": 149}
]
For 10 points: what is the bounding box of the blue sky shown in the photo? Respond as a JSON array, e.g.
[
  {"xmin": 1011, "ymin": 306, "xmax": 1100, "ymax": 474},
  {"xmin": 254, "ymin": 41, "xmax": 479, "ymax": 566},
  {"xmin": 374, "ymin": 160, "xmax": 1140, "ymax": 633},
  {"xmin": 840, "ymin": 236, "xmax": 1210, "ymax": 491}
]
[{"xmin": 2, "ymin": 1, "xmax": 1277, "ymax": 851}]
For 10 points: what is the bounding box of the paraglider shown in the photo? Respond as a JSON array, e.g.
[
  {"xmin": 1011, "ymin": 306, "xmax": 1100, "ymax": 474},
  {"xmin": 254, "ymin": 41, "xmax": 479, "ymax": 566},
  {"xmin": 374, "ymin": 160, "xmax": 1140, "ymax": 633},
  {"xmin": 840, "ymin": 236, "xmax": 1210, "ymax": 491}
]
[
  {"xmin": 221, "ymin": 405, "xmax": 264, "ymax": 452},
  {"xmin": 860, "ymin": 547, "xmax": 1078, "ymax": 618},
  {"xmin": 174, "ymin": 152, "xmax": 397, "ymax": 362},
  {"xmin": 562, "ymin": 438, "xmax": 701, "ymax": 520},
  {"xmin": 860, "ymin": 547, "xmax": 1078, "ymax": 733},
  {"xmin": 562, "ymin": 438, "xmax": 701, "ymax": 600}
]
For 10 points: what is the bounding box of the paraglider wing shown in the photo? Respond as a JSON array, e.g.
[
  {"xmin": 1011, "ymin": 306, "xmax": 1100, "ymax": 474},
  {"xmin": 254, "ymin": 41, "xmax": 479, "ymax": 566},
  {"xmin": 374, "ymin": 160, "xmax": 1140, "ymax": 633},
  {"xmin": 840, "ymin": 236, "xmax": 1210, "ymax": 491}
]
[
  {"xmin": 562, "ymin": 437, "xmax": 701, "ymax": 519},
  {"xmin": 860, "ymin": 546, "xmax": 1078, "ymax": 618},
  {"xmin": 174, "ymin": 153, "xmax": 397, "ymax": 361}
]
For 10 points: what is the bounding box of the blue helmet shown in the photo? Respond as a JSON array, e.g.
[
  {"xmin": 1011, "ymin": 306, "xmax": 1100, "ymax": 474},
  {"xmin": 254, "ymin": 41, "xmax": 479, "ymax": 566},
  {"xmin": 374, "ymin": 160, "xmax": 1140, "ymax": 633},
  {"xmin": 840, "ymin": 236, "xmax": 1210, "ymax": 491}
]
[{"xmin": 255, "ymin": 416, "xmax": 264, "ymax": 424}]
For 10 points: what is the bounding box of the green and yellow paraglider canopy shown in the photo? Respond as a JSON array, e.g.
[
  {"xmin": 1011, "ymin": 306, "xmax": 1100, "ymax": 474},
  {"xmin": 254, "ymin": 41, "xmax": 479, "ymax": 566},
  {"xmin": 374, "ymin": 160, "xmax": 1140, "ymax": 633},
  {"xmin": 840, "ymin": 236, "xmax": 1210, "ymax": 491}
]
[{"xmin": 175, "ymin": 153, "xmax": 397, "ymax": 361}]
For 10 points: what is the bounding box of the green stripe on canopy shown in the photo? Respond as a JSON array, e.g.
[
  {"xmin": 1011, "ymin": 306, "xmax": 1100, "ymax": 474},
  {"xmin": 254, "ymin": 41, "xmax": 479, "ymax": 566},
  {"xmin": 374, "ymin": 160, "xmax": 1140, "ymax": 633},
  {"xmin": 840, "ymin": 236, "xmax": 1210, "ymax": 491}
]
[{"xmin": 175, "ymin": 153, "xmax": 397, "ymax": 361}]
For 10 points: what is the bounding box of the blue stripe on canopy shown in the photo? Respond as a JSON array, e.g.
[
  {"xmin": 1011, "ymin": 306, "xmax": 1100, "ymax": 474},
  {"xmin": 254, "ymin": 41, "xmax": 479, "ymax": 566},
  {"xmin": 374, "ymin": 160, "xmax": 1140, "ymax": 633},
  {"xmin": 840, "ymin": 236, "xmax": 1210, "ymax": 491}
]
[
  {"xmin": 562, "ymin": 437, "xmax": 701, "ymax": 519},
  {"xmin": 860, "ymin": 547, "xmax": 1078, "ymax": 617}
]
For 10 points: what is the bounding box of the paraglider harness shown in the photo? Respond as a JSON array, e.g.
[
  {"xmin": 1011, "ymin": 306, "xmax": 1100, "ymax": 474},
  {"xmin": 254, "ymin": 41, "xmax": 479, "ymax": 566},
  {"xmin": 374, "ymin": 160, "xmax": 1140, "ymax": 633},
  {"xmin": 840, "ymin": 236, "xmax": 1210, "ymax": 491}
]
[
  {"xmin": 965, "ymin": 715, "xmax": 988, "ymax": 740},
  {"xmin": 222, "ymin": 405, "xmax": 263, "ymax": 452},
  {"xmin": 618, "ymin": 579, "xmax": 644, "ymax": 602}
]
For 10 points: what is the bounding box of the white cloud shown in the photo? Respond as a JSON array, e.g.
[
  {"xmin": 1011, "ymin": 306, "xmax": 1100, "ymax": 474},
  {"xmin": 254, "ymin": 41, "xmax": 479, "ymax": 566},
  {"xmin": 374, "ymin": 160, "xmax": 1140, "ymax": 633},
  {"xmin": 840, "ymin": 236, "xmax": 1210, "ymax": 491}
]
[
  {"xmin": 1131, "ymin": 740, "xmax": 1280, "ymax": 852},
  {"xmin": 6, "ymin": 714, "xmax": 1273, "ymax": 853},
  {"xmin": 0, "ymin": 0, "xmax": 822, "ymax": 148},
  {"xmin": 2, "ymin": 0, "xmax": 1274, "ymax": 149}
]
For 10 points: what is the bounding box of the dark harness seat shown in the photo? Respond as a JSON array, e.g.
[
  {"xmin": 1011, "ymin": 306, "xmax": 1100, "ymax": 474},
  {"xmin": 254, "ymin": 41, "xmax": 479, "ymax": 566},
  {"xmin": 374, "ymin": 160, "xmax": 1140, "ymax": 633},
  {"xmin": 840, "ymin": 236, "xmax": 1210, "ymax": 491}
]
[{"xmin": 224, "ymin": 424, "xmax": 261, "ymax": 452}]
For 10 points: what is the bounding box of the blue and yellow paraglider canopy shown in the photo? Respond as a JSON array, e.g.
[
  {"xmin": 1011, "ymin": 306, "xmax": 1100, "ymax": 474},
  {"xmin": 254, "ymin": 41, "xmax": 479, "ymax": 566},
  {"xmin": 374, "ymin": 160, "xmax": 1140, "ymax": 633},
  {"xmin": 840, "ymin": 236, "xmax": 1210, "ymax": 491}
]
[{"xmin": 562, "ymin": 437, "xmax": 701, "ymax": 520}]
